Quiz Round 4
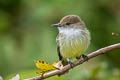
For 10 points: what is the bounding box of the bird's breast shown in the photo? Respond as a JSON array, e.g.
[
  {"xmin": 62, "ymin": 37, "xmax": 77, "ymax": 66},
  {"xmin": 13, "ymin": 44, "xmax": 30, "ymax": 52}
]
[{"xmin": 57, "ymin": 28, "xmax": 90, "ymax": 58}]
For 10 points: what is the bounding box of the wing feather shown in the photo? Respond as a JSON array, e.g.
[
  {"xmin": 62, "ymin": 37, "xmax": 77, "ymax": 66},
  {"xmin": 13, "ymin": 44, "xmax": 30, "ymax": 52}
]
[{"xmin": 56, "ymin": 34, "xmax": 63, "ymax": 61}]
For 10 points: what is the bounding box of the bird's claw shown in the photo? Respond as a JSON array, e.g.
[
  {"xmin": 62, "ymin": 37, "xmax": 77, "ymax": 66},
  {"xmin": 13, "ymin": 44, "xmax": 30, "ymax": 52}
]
[{"xmin": 82, "ymin": 54, "xmax": 88, "ymax": 61}]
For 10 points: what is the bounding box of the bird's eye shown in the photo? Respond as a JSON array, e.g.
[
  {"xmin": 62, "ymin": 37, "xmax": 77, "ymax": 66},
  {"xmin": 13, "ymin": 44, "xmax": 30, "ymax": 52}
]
[{"xmin": 66, "ymin": 22, "xmax": 71, "ymax": 25}]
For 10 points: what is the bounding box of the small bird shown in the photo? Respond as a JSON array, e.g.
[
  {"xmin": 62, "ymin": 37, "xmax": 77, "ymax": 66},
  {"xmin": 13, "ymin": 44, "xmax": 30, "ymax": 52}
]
[{"xmin": 52, "ymin": 15, "xmax": 90, "ymax": 67}]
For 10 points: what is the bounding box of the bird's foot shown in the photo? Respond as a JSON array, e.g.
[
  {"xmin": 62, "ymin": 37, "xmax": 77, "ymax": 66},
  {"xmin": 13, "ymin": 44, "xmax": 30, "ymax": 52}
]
[
  {"xmin": 67, "ymin": 58, "xmax": 73, "ymax": 68},
  {"xmin": 82, "ymin": 54, "xmax": 88, "ymax": 61},
  {"xmin": 68, "ymin": 61, "xmax": 73, "ymax": 68}
]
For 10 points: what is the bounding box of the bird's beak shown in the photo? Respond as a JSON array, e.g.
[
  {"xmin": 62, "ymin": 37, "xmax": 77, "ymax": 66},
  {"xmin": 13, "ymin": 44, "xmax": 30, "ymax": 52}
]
[{"xmin": 52, "ymin": 23, "xmax": 61, "ymax": 27}]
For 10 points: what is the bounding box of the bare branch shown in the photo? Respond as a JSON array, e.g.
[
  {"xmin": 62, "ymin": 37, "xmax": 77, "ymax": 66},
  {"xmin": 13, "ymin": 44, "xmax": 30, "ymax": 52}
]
[
  {"xmin": 26, "ymin": 43, "xmax": 120, "ymax": 80},
  {"xmin": 112, "ymin": 32, "xmax": 120, "ymax": 37}
]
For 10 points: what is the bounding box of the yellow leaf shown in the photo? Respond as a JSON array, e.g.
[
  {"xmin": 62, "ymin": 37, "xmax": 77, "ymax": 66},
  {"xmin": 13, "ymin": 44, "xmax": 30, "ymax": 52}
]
[{"xmin": 35, "ymin": 61, "xmax": 59, "ymax": 73}]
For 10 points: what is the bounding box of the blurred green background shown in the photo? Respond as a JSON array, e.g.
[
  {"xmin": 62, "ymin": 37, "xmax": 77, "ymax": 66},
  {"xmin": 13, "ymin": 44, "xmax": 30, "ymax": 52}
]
[{"xmin": 0, "ymin": 0, "xmax": 120, "ymax": 80}]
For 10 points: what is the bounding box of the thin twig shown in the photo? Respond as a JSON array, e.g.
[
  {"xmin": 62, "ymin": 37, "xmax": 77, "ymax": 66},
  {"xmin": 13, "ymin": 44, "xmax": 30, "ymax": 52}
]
[
  {"xmin": 26, "ymin": 43, "xmax": 120, "ymax": 80},
  {"xmin": 112, "ymin": 32, "xmax": 120, "ymax": 37}
]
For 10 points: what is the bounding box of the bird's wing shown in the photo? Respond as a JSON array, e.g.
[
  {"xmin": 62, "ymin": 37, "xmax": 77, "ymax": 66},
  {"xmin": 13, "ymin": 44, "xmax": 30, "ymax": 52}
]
[
  {"xmin": 57, "ymin": 46, "xmax": 63, "ymax": 60},
  {"xmin": 56, "ymin": 34, "xmax": 68, "ymax": 66},
  {"xmin": 56, "ymin": 34, "xmax": 63, "ymax": 61}
]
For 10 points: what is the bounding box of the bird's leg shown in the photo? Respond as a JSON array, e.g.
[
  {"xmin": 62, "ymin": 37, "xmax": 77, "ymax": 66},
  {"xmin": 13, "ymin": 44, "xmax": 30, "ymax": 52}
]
[
  {"xmin": 67, "ymin": 58, "xmax": 73, "ymax": 68},
  {"xmin": 58, "ymin": 59, "xmax": 72, "ymax": 76},
  {"xmin": 81, "ymin": 54, "xmax": 88, "ymax": 61}
]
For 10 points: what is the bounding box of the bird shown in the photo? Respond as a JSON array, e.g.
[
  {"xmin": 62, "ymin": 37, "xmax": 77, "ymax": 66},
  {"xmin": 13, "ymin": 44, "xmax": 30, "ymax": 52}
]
[{"xmin": 52, "ymin": 15, "xmax": 91, "ymax": 67}]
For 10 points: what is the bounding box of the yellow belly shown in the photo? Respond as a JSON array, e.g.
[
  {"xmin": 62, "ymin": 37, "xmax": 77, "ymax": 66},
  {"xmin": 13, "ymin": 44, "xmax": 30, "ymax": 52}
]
[
  {"xmin": 57, "ymin": 28, "xmax": 90, "ymax": 59},
  {"xmin": 59, "ymin": 33, "xmax": 90, "ymax": 58},
  {"xmin": 60, "ymin": 39, "xmax": 89, "ymax": 58}
]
